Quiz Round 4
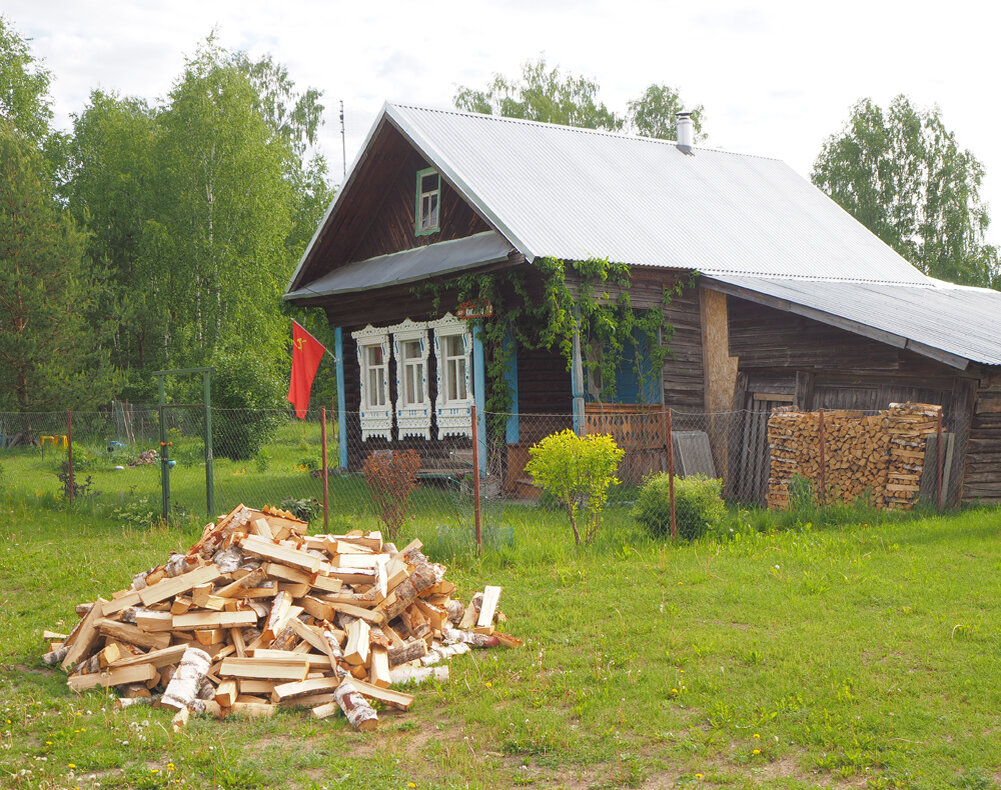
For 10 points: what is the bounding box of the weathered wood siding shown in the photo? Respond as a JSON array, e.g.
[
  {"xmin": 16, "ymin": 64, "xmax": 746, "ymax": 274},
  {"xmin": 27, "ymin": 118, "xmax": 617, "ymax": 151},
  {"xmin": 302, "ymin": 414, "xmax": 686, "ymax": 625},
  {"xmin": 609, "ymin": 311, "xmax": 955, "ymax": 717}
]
[
  {"xmin": 564, "ymin": 268, "xmax": 706, "ymax": 412},
  {"xmin": 349, "ymin": 147, "xmax": 491, "ymax": 263},
  {"xmin": 964, "ymin": 371, "xmax": 1001, "ymax": 503},
  {"xmin": 726, "ymin": 294, "xmax": 984, "ymax": 504},
  {"xmin": 295, "ymin": 121, "xmax": 492, "ymax": 287}
]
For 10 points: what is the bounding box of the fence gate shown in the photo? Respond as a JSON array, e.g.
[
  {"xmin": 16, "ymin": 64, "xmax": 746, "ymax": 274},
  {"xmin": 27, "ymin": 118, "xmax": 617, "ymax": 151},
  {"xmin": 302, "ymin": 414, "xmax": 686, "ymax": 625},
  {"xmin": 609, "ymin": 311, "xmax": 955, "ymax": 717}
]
[{"xmin": 154, "ymin": 367, "xmax": 215, "ymax": 521}]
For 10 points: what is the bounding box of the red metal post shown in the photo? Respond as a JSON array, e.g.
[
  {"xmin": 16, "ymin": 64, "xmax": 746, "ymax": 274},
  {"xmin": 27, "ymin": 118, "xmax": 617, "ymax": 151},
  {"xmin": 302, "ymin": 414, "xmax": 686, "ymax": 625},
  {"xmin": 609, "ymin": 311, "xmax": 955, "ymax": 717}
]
[
  {"xmin": 936, "ymin": 409, "xmax": 944, "ymax": 511},
  {"xmin": 817, "ymin": 408, "xmax": 826, "ymax": 505},
  {"xmin": 471, "ymin": 403, "xmax": 482, "ymax": 554},
  {"xmin": 667, "ymin": 408, "xmax": 676, "ymax": 541},
  {"xmin": 321, "ymin": 406, "xmax": 329, "ymax": 529},
  {"xmin": 66, "ymin": 408, "xmax": 74, "ymax": 504}
]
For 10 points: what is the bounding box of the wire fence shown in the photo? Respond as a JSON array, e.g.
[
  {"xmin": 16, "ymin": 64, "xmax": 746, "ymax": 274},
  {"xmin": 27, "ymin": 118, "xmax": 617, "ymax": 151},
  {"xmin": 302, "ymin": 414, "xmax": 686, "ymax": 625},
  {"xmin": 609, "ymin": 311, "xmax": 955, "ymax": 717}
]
[{"xmin": 0, "ymin": 403, "xmax": 960, "ymax": 539}]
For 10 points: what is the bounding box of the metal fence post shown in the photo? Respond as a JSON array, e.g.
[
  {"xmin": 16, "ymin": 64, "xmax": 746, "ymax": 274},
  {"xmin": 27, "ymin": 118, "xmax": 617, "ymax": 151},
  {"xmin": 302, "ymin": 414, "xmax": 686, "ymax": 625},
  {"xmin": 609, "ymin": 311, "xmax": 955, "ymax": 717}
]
[
  {"xmin": 818, "ymin": 408, "xmax": 826, "ymax": 505},
  {"xmin": 471, "ymin": 403, "xmax": 482, "ymax": 554},
  {"xmin": 66, "ymin": 408, "xmax": 74, "ymax": 504},
  {"xmin": 321, "ymin": 406, "xmax": 329, "ymax": 529},
  {"xmin": 932, "ymin": 406, "xmax": 940, "ymax": 510},
  {"xmin": 668, "ymin": 406, "xmax": 676, "ymax": 540},
  {"xmin": 158, "ymin": 376, "xmax": 170, "ymax": 522},
  {"xmin": 203, "ymin": 370, "xmax": 214, "ymax": 519}
]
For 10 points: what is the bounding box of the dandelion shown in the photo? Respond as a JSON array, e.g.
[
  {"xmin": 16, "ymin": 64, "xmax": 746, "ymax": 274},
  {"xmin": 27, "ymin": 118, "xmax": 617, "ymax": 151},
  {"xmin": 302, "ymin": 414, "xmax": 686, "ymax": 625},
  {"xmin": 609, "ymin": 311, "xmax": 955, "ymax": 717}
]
[
  {"xmin": 752, "ymin": 748, "xmax": 760, "ymax": 755},
  {"xmin": 168, "ymin": 763, "xmax": 175, "ymax": 770},
  {"xmin": 152, "ymin": 768, "xmax": 159, "ymax": 773},
  {"xmin": 75, "ymin": 712, "xmax": 82, "ymax": 717},
  {"xmin": 695, "ymin": 774, "xmax": 703, "ymax": 779},
  {"xmin": 408, "ymin": 784, "xmax": 416, "ymax": 788},
  {"xmin": 45, "ymin": 740, "xmax": 52, "ymax": 745},
  {"xmin": 485, "ymin": 681, "xmax": 492, "ymax": 687},
  {"xmin": 753, "ymin": 733, "xmax": 760, "ymax": 738},
  {"xmin": 68, "ymin": 763, "xmax": 76, "ymax": 768}
]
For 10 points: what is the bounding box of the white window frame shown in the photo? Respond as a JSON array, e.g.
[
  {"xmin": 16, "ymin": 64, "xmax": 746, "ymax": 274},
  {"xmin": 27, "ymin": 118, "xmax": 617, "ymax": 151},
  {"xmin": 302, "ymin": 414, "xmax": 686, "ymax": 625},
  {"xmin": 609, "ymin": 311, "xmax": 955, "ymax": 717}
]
[
  {"xmin": 415, "ymin": 168, "xmax": 440, "ymax": 236},
  {"xmin": 351, "ymin": 325, "xmax": 392, "ymax": 441},
  {"xmin": 430, "ymin": 313, "xmax": 473, "ymax": 439},
  {"xmin": 388, "ymin": 319, "xmax": 431, "ymax": 440}
]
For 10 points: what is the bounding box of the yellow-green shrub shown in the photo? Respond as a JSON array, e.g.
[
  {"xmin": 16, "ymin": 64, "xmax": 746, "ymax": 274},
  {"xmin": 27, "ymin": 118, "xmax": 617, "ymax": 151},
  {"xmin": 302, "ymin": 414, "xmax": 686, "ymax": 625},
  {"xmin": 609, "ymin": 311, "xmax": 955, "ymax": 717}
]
[{"xmin": 525, "ymin": 429, "xmax": 624, "ymax": 545}]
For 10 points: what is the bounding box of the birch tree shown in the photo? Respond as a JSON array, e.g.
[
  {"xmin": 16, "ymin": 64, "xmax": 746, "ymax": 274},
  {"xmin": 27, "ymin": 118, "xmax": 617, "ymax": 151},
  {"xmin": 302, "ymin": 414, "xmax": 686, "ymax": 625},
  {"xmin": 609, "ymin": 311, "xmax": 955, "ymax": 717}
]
[{"xmin": 813, "ymin": 96, "xmax": 998, "ymax": 287}]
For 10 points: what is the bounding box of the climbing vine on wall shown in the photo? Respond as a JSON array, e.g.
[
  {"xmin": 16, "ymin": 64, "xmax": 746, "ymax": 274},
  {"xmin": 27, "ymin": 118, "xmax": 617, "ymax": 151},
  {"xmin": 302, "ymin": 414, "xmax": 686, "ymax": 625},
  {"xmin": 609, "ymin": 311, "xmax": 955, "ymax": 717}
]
[{"xmin": 414, "ymin": 258, "xmax": 690, "ymax": 426}]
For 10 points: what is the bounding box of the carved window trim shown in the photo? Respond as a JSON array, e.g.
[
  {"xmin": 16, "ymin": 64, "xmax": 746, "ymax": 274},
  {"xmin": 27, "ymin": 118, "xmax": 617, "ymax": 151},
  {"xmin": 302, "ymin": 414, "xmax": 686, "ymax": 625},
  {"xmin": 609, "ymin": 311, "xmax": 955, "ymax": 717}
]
[
  {"xmin": 351, "ymin": 325, "xmax": 392, "ymax": 441},
  {"xmin": 429, "ymin": 313, "xmax": 472, "ymax": 439},
  {"xmin": 388, "ymin": 319, "xmax": 431, "ymax": 440}
]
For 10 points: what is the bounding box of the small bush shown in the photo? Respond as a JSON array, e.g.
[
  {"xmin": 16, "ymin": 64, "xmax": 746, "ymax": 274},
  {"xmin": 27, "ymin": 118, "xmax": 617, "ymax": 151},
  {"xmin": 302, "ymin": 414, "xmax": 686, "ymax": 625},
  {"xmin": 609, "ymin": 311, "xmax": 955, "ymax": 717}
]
[
  {"xmin": 111, "ymin": 495, "xmax": 161, "ymax": 530},
  {"xmin": 279, "ymin": 496, "xmax": 321, "ymax": 523},
  {"xmin": 362, "ymin": 449, "xmax": 421, "ymax": 540},
  {"xmin": 55, "ymin": 461, "xmax": 97, "ymax": 501},
  {"xmin": 525, "ymin": 430, "xmax": 624, "ymax": 546},
  {"xmin": 634, "ymin": 473, "xmax": 726, "ymax": 541}
]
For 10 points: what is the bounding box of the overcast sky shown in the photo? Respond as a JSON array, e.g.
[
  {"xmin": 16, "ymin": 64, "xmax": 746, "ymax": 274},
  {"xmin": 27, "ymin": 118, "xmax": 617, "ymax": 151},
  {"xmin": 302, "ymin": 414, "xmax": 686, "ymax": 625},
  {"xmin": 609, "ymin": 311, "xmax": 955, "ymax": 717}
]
[{"xmin": 7, "ymin": 0, "xmax": 1000, "ymax": 244}]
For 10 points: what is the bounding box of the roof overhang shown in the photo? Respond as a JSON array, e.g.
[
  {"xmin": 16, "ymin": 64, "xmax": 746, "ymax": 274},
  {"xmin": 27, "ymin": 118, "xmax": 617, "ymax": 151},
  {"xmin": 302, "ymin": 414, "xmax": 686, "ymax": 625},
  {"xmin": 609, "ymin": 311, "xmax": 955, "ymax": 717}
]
[
  {"xmin": 701, "ymin": 275, "xmax": 972, "ymax": 371},
  {"xmin": 284, "ymin": 231, "xmax": 514, "ymax": 301}
]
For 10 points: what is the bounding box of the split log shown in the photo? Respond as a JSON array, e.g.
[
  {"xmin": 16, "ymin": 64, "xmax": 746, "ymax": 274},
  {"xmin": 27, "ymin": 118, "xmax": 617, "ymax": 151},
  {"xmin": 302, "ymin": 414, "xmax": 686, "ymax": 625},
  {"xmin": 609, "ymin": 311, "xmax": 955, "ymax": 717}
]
[
  {"xmin": 379, "ymin": 560, "xmax": 437, "ymax": 620},
  {"xmin": 332, "ymin": 679, "xmax": 378, "ymax": 731},
  {"xmin": 159, "ymin": 647, "xmax": 211, "ymax": 711},
  {"xmin": 389, "ymin": 665, "xmax": 449, "ymax": 686},
  {"xmin": 387, "ymin": 638, "xmax": 428, "ymax": 667}
]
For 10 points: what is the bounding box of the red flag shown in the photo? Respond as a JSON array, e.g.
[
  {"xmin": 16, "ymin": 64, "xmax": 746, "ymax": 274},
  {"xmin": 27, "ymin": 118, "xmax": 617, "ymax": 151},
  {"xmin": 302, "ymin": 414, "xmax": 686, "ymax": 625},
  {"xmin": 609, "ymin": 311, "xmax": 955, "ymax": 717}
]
[{"xmin": 287, "ymin": 320, "xmax": 327, "ymax": 419}]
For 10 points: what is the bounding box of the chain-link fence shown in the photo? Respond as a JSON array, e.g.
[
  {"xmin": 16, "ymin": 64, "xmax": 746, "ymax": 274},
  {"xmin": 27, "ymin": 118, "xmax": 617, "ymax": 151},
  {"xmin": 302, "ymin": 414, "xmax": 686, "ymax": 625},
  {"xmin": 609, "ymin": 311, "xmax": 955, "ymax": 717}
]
[{"xmin": 0, "ymin": 402, "xmax": 959, "ymax": 537}]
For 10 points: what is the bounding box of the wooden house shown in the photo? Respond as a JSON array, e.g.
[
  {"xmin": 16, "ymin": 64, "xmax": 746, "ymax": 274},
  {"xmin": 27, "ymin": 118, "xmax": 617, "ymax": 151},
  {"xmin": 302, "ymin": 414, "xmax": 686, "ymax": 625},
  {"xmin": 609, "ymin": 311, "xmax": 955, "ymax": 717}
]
[{"xmin": 285, "ymin": 104, "xmax": 1001, "ymax": 504}]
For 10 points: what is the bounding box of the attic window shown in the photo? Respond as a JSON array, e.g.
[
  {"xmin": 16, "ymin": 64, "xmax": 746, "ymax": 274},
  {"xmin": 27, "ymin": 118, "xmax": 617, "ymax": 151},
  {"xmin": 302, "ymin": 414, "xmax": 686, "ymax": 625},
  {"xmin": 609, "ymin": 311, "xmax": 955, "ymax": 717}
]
[{"xmin": 415, "ymin": 168, "xmax": 440, "ymax": 236}]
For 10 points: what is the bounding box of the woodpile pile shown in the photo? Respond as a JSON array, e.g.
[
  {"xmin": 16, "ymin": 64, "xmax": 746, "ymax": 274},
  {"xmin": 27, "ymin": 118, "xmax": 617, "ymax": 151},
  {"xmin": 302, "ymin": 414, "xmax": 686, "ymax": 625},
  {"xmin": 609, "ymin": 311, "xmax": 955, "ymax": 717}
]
[
  {"xmin": 767, "ymin": 402, "xmax": 943, "ymax": 511},
  {"xmin": 43, "ymin": 504, "xmax": 519, "ymax": 731}
]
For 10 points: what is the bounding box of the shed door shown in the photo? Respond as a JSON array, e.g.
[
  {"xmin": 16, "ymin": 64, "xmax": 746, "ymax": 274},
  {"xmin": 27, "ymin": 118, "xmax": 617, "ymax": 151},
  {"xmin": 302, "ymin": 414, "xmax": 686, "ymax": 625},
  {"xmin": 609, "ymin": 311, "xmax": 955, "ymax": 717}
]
[{"xmin": 735, "ymin": 393, "xmax": 794, "ymax": 504}]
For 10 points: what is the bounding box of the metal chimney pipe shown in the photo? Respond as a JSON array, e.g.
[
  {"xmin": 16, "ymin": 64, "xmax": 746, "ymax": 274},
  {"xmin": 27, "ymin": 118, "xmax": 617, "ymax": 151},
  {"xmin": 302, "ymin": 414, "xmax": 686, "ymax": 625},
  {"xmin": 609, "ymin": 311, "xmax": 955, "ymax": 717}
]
[{"xmin": 676, "ymin": 112, "xmax": 694, "ymax": 150}]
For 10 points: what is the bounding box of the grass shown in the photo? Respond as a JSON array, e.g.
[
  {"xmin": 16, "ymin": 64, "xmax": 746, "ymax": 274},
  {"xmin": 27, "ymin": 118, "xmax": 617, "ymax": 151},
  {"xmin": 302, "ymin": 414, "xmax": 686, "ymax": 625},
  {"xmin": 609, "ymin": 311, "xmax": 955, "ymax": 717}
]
[{"xmin": 3, "ymin": 489, "xmax": 1001, "ymax": 789}]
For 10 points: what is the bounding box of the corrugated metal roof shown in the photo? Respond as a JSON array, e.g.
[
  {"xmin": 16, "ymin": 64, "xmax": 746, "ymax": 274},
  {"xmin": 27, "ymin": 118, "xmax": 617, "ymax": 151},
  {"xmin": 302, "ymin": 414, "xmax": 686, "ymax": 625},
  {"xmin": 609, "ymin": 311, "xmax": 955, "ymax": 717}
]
[
  {"xmin": 705, "ymin": 275, "xmax": 1001, "ymax": 368},
  {"xmin": 285, "ymin": 231, "xmax": 511, "ymax": 300},
  {"xmin": 384, "ymin": 103, "xmax": 933, "ymax": 286}
]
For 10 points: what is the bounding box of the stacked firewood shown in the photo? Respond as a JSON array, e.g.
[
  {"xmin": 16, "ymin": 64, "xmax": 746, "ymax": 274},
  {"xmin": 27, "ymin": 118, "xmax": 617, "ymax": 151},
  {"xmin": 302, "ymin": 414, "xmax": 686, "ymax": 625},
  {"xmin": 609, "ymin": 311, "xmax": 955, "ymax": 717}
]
[
  {"xmin": 767, "ymin": 402, "xmax": 942, "ymax": 511},
  {"xmin": 43, "ymin": 504, "xmax": 519, "ymax": 731}
]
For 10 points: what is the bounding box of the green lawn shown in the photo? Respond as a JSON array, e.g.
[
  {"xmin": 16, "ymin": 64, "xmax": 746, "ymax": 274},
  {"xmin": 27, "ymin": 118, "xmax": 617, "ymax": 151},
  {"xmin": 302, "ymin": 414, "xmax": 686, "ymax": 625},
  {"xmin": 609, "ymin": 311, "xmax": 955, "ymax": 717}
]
[{"xmin": 2, "ymin": 493, "xmax": 1001, "ymax": 789}]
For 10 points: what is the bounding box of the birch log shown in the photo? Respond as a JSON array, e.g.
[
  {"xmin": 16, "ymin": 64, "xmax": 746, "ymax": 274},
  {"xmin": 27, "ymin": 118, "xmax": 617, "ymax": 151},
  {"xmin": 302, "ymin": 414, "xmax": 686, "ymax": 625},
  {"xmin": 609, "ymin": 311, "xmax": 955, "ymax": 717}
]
[
  {"xmin": 159, "ymin": 647, "xmax": 211, "ymax": 711},
  {"xmin": 332, "ymin": 679, "xmax": 379, "ymax": 731}
]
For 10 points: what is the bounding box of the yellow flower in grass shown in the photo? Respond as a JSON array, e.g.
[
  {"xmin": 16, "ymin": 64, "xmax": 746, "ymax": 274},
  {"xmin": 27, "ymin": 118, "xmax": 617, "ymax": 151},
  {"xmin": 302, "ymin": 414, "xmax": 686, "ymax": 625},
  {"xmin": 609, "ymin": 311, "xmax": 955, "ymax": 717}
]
[
  {"xmin": 68, "ymin": 763, "xmax": 75, "ymax": 768},
  {"xmin": 168, "ymin": 762, "xmax": 174, "ymax": 770},
  {"xmin": 753, "ymin": 732, "xmax": 760, "ymax": 738},
  {"xmin": 151, "ymin": 768, "xmax": 159, "ymax": 773},
  {"xmin": 752, "ymin": 748, "xmax": 761, "ymax": 755}
]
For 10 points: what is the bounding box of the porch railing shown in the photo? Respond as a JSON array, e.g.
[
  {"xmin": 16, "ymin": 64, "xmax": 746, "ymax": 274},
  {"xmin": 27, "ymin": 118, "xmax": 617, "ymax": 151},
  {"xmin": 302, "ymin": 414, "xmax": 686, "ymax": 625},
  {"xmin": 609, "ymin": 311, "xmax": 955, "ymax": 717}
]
[{"xmin": 583, "ymin": 403, "xmax": 665, "ymax": 450}]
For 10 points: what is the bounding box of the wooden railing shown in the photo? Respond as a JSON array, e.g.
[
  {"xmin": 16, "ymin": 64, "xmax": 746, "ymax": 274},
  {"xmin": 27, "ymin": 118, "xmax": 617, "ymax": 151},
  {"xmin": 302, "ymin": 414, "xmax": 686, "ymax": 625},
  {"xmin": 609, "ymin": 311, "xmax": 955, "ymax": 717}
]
[{"xmin": 584, "ymin": 403, "xmax": 665, "ymax": 450}]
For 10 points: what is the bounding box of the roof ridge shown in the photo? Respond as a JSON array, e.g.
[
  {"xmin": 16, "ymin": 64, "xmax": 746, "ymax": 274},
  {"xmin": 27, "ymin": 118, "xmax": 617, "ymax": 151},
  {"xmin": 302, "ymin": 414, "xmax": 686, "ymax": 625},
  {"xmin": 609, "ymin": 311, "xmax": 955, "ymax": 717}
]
[
  {"xmin": 702, "ymin": 271, "xmax": 938, "ymax": 287},
  {"xmin": 388, "ymin": 102, "xmax": 785, "ymax": 163}
]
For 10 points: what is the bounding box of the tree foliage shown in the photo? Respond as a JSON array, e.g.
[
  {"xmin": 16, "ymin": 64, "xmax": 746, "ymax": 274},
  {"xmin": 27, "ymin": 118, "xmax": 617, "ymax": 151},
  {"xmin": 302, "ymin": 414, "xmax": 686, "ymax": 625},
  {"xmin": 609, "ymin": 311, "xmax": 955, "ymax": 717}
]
[
  {"xmin": 0, "ymin": 121, "xmax": 117, "ymax": 410},
  {"xmin": 455, "ymin": 58, "xmax": 703, "ymax": 142},
  {"xmin": 0, "ymin": 14, "xmax": 52, "ymax": 146},
  {"xmin": 626, "ymin": 83, "xmax": 705, "ymax": 142},
  {"xmin": 455, "ymin": 58, "xmax": 622, "ymax": 131},
  {"xmin": 812, "ymin": 96, "xmax": 998, "ymax": 287},
  {"xmin": 60, "ymin": 37, "xmax": 334, "ymax": 405}
]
